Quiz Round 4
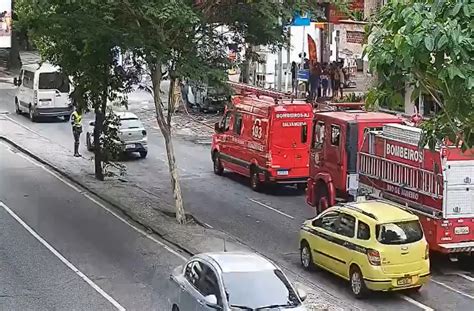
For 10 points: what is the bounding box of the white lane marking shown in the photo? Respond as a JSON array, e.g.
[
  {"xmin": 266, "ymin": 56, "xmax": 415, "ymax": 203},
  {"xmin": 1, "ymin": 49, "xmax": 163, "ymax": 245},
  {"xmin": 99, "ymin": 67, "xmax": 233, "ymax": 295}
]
[
  {"xmin": 0, "ymin": 143, "xmax": 188, "ymax": 262},
  {"xmin": 398, "ymin": 295, "xmax": 434, "ymax": 311},
  {"xmin": 431, "ymin": 279, "xmax": 474, "ymax": 300},
  {"xmin": 455, "ymin": 273, "xmax": 474, "ymax": 282},
  {"xmin": 0, "ymin": 201, "xmax": 126, "ymax": 311},
  {"xmin": 248, "ymin": 198, "xmax": 294, "ymax": 219}
]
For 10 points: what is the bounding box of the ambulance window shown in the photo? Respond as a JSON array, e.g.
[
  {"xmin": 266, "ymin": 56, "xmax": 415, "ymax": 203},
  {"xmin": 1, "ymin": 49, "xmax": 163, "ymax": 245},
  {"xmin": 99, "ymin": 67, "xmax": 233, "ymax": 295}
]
[
  {"xmin": 221, "ymin": 112, "xmax": 232, "ymax": 132},
  {"xmin": 312, "ymin": 121, "xmax": 325, "ymax": 149},
  {"xmin": 301, "ymin": 124, "xmax": 308, "ymax": 143},
  {"xmin": 331, "ymin": 125, "xmax": 341, "ymax": 146},
  {"xmin": 234, "ymin": 114, "xmax": 243, "ymax": 135}
]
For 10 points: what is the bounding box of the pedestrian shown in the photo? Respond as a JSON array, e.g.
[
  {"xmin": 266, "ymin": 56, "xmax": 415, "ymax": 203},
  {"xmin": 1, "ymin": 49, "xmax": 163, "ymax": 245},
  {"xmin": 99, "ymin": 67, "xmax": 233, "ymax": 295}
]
[
  {"xmin": 309, "ymin": 61, "xmax": 321, "ymax": 102},
  {"xmin": 331, "ymin": 62, "xmax": 340, "ymax": 99},
  {"xmin": 71, "ymin": 105, "xmax": 83, "ymax": 157},
  {"xmin": 338, "ymin": 63, "xmax": 345, "ymax": 99},
  {"xmin": 291, "ymin": 61, "xmax": 297, "ymax": 94},
  {"xmin": 321, "ymin": 63, "xmax": 329, "ymax": 98}
]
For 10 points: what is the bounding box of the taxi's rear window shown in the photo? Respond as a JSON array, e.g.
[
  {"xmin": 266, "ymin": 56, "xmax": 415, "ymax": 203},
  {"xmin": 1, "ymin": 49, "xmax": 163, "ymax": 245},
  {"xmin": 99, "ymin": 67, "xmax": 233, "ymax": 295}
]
[{"xmin": 376, "ymin": 220, "xmax": 423, "ymax": 245}]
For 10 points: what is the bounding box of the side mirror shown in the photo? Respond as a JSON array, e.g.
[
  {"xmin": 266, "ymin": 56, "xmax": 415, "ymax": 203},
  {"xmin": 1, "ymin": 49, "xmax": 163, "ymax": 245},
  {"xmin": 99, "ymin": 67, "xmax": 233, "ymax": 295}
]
[
  {"xmin": 296, "ymin": 287, "xmax": 307, "ymax": 302},
  {"xmin": 214, "ymin": 122, "xmax": 222, "ymax": 133},
  {"xmin": 204, "ymin": 294, "xmax": 218, "ymax": 306},
  {"xmin": 312, "ymin": 218, "xmax": 322, "ymax": 227},
  {"xmin": 89, "ymin": 121, "xmax": 95, "ymax": 126}
]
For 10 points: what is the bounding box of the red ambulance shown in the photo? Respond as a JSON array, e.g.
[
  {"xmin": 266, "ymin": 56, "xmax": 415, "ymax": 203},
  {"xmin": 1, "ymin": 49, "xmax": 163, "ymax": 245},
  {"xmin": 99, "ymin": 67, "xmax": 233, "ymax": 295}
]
[{"xmin": 212, "ymin": 83, "xmax": 313, "ymax": 191}]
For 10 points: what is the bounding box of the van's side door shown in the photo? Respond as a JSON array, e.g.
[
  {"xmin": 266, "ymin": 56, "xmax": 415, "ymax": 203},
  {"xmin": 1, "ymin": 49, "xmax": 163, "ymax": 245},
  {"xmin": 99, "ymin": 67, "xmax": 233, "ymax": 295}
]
[
  {"xmin": 20, "ymin": 71, "xmax": 35, "ymax": 109},
  {"xmin": 324, "ymin": 122, "xmax": 346, "ymax": 191},
  {"xmin": 217, "ymin": 111, "xmax": 234, "ymax": 168},
  {"xmin": 226, "ymin": 112, "xmax": 247, "ymax": 175}
]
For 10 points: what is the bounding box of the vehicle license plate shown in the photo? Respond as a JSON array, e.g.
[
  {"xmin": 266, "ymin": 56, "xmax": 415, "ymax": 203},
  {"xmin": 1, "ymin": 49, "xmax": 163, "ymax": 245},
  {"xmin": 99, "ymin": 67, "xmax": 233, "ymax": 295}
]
[
  {"xmin": 397, "ymin": 277, "xmax": 412, "ymax": 286},
  {"xmin": 125, "ymin": 144, "xmax": 135, "ymax": 149},
  {"xmin": 277, "ymin": 170, "xmax": 289, "ymax": 176},
  {"xmin": 455, "ymin": 226, "xmax": 469, "ymax": 235}
]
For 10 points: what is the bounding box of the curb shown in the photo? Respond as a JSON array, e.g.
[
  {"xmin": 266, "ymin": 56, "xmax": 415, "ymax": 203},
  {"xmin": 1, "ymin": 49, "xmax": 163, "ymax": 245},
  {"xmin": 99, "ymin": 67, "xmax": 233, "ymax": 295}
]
[{"xmin": 0, "ymin": 135, "xmax": 196, "ymax": 258}]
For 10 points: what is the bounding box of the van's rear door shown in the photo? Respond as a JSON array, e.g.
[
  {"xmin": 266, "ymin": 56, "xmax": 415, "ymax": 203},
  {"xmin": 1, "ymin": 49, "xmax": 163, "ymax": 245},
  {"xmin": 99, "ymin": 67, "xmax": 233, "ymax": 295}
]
[
  {"xmin": 38, "ymin": 72, "xmax": 71, "ymax": 108},
  {"xmin": 269, "ymin": 105, "xmax": 313, "ymax": 177}
]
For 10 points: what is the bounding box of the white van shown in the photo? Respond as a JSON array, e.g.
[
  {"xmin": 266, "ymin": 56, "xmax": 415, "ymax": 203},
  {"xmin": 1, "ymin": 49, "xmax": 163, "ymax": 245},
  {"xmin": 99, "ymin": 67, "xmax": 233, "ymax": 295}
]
[{"xmin": 14, "ymin": 63, "xmax": 73, "ymax": 122}]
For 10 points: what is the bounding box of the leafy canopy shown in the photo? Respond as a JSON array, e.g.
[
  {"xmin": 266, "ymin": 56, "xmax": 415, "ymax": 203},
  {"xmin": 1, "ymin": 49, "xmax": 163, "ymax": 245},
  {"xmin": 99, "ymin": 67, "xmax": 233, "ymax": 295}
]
[{"xmin": 365, "ymin": 0, "xmax": 474, "ymax": 150}]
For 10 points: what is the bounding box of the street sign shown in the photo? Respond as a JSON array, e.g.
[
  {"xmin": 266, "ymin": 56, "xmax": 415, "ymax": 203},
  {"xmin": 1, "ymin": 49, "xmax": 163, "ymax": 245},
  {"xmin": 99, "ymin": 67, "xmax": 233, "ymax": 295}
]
[
  {"xmin": 291, "ymin": 12, "xmax": 311, "ymax": 26},
  {"xmin": 297, "ymin": 69, "xmax": 309, "ymax": 81}
]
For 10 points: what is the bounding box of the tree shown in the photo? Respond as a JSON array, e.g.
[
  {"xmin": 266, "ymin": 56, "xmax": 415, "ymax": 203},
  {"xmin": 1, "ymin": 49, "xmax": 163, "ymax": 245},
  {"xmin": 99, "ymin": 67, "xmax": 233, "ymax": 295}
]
[
  {"xmin": 18, "ymin": 0, "xmax": 136, "ymax": 180},
  {"xmin": 365, "ymin": 0, "xmax": 474, "ymax": 150}
]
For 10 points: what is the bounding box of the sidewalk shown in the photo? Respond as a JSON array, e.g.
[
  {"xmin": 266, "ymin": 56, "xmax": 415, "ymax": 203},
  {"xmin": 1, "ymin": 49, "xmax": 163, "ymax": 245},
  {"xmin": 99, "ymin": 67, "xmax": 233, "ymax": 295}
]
[{"xmin": 0, "ymin": 113, "xmax": 348, "ymax": 311}]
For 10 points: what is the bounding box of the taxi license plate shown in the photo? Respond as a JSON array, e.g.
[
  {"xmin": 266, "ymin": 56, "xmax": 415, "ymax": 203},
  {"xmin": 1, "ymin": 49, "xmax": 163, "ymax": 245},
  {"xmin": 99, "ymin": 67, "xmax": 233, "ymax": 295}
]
[
  {"xmin": 277, "ymin": 170, "xmax": 289, "ymax": 176},
  {"xmin": 397, "ymin": 277, "xmax": 412, "ymax": 286},
  {"xmin": 455, "ymin": 226, "xmax": 469, "ymax": 235},
  {"xmin": 125, "ymin": 144, "xmax": 135, "ymax": 149}
]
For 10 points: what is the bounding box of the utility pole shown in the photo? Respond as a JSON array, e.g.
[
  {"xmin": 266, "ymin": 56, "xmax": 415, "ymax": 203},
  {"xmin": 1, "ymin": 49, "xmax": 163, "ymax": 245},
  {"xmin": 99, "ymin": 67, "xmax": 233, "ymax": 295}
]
[{"xmin": 276, "ymin": 0, "xmax": 283, "ymax": 91}]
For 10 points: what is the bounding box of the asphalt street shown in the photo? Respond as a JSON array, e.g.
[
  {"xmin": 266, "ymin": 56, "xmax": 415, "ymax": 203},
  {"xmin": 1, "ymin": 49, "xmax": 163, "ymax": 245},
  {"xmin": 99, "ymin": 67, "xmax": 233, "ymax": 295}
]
[
  {"xmin": 1, "ymin": 86, "xmax": 473, "ymax": 310},
  {"xmin": 0, "ymin": 140, "xmax": 187, "ymax": 310}
]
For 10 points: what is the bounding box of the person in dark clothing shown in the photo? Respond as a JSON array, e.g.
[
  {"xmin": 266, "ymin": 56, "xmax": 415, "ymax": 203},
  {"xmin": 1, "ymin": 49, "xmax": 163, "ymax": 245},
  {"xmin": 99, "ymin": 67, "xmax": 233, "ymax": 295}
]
[
  {"xmin": 309, "ymin": 61, "xmax": 321, "ymax": 102},
  {"xmin": 291, "ymin": 61, "xmax": 297, "ymax": 94},
  {"xmin": 321, "ymin": 63, "xmax": 329, "ymax": 98}
]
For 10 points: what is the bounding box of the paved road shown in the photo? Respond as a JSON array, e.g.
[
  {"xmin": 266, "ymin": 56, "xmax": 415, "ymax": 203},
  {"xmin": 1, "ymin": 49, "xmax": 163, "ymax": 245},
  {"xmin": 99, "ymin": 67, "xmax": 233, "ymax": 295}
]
[
  {"xmin": 0, "ymin": 141, "xmax": 186, "ymax": 310},
  {"xmin": 1, "ymin": 86, "xmax": 473, "ymax": 310}
]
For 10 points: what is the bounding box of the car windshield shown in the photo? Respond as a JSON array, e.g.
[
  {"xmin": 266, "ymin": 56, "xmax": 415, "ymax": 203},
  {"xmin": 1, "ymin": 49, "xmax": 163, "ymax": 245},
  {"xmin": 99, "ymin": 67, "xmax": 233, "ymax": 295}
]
[
  {"xmin": 376, "ymin": 220, "xmax": 423, "ymax": 245},
  {"xmin": 119, "ymin": 118, "xmax": 143, "ymax": 129},
  {"xmin": 223, "ymin": 269, "xmax": 300, "ymax": 309},
  {"xmin": 38, "ymin": 72, "xmax": 70, "ymax": 93}
]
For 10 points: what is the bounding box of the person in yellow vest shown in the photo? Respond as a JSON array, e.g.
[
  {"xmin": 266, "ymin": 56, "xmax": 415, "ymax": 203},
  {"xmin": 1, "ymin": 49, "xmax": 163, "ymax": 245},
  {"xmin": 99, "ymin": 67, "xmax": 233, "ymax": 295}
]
[{"xmin": 71, "ymin": 106, "xmax": 83, "ymax": 157}]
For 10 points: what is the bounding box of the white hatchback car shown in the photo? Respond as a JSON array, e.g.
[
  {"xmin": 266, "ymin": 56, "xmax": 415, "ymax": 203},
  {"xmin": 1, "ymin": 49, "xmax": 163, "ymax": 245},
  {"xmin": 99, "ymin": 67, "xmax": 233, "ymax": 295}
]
[{"xmin": 86, "ymin": 111, "xmax": 148, "ymax": 158}]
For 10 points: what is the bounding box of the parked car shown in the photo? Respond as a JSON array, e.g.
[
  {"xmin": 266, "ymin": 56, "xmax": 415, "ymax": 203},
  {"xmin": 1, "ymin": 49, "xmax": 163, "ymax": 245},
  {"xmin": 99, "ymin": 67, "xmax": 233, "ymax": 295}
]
[
  {"xmin": 14, "ymin": 63, "xmax": 73, "ymax": 122},
  {"xmin": 86, "ymin": 111, "xmax": 148, "ymax": 158},
  {"xmin": 299, "ymin": 200, "xmax": 430, "ymax": 298},
  {"xmin": 212, "ymin": 83, "xmax": 313, "ymax": 192},
  {"xmin": 169, "ymin": 252, "xmax": 307, "ymax": 310}
]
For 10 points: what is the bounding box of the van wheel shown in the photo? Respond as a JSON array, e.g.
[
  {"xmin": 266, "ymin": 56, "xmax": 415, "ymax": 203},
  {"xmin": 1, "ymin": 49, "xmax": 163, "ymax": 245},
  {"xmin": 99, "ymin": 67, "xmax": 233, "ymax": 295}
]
[
  {"xmin": 350, "ymin": 266, "xmax": 368, "ymax": 299},
  {"xmin": 172, "ymin": 305, "xmax": 180, "ymax": 311},
  {"xmin": 315, "ymin": 183, "xmax": 330, "ymax": 214},
  {"xmin": 29, "ymin": 107, "xmax": 37, "ymax": 122},
  {"xmin": 15, "ymin": 99, "xmax": 21, "ymax": 114},
  {"xmin": 213, "ymin": 153, "xmax": 224, "ymax": 175},
  {"xmin": 300, "ymin": 241, "xmax": 315, "ymax": 271},
  {"xmin": 250, "ymin": 168, "xmax": 263, "ymax": 192},
  {"xmin": 86, "ymin": 133, "xmax": 93, "ymax": 151}
]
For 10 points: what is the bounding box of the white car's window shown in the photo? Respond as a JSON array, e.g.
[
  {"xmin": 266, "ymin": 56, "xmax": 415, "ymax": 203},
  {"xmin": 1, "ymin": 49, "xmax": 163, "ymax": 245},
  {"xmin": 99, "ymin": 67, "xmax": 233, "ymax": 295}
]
[
  {"xmin": 222, "ymin": 269, "xmax": 300, "ymax": 309},
  {"xmin": 195, "ymin": 263, "xmax": 223, "ymax": 306},
  {"xmin": 376, "ymin": 220, "xmax": 423, "ymax": 245},
  {"xmin": 120, "ymin": 118, "xmax": 143, "ymax": 129}
]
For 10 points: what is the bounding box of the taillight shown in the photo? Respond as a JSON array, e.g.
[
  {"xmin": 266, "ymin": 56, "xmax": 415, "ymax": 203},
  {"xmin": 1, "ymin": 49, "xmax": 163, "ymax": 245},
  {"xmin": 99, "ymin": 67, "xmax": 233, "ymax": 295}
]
[
  {"xmin": 142, "ymin": 130, "xmax": 147, "ymax": 136},
  {"xmin": 33, "ymin": 90, "xmax": 38, "ymax": 105},
  {"xmin": 266, "ymin": 151, "xmax": 272, "ymax": 167},
  {"xmin": 425, "ymin": 244, "xmax": 429, "ymax": 260},
  {"xmin": 367, "ymin": 249, "xmax": 381, "ymax": 266}
]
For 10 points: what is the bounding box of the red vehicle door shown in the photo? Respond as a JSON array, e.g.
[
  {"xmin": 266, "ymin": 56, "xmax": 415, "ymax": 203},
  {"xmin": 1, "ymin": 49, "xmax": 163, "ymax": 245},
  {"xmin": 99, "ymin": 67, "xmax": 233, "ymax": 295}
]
[{"xmin": 323, "ymin": 121, "xmax": 346, "ymax": 191}]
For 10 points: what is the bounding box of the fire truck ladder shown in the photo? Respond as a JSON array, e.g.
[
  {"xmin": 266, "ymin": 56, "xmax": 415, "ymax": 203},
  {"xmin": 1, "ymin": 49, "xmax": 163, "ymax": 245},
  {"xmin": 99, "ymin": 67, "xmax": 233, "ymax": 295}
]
[{"xmin": 227, "ymin": 81, "xmax": 295, "ymax": 103}]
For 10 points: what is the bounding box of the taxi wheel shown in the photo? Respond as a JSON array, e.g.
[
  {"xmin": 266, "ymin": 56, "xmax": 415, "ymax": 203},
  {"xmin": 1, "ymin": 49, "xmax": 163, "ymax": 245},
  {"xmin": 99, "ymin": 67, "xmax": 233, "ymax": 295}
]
[
  {"xmin": 29, "ymin": 107, "xmax": 37, "ymax": 122},
  {"xmin": 350, "ymin": 266, "xmax": 368, "ymax": 299},
  {"xmin": 213, "ymin": 154, "xmax": 224, "ymax": 176},
  {"xmin": 300, "ymin": 241, "xmax": 315, "ymax": 271}
]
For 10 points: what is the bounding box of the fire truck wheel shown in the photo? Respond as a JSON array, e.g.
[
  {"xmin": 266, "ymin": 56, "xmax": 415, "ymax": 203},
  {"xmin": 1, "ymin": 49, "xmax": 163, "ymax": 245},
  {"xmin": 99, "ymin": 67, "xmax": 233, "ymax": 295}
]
[
  {"xmin": 315, "ymin": 183, "xmax": 330, "ymax": 214},
  {"xmin": 250, "ymin": 169, "xmax": 263, "ymax": 192},
  {"xmin": 213, "ymin": 153, "xmax": 224, "ymax": 175}
]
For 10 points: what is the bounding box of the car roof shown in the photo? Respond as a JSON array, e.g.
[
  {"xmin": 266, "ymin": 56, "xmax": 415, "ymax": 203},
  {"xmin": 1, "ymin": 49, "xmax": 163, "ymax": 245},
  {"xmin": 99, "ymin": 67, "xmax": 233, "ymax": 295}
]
[
  {"xmin": 197, "ymin": 252, "xmax": 277, "ymax": 273},
  {"xmin": 22, "ymin": 63, "xmax": 61, "ymax": 73},
  {"xmin": 114, "ymin": 111, "xmax": 139, "ymax": 120},
  {"xmin": 337, "ymin": 200, "xmax": 418, "ymax": 224}
]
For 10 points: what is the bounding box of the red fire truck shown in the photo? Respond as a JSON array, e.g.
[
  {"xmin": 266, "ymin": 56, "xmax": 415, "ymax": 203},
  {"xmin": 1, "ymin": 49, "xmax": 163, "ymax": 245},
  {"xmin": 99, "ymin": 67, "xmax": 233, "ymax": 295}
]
[
  {"xmin": 306, "ymin": 110, "xmax": 474, "ymax": 257},
  {"xmin": 212, "ymin": 82, "xmax": 313, "ymax": 191}
]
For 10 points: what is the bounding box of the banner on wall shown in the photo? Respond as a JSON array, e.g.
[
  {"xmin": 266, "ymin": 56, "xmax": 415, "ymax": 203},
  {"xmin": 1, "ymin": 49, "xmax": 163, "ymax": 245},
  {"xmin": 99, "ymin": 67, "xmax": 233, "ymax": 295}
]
[
  {"xmin": 307, "ymin": 34, "xmax": 317, "ymax": 61},
  {"xmin": 0, "ymin": 0, "xmax": 12, "ymax": 48}
]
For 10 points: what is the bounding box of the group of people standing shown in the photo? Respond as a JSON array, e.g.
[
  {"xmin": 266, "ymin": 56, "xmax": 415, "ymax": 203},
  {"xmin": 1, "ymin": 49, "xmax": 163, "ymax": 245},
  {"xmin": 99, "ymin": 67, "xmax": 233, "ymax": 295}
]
[{"xmin": 291, "ymin": 59, "xmax": 346, "ymax": 102}]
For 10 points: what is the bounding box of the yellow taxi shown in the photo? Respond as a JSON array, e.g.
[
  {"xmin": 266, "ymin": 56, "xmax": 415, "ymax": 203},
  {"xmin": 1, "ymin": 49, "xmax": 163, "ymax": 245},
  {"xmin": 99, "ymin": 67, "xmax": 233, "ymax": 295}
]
[{"xmin": 299, "ymin": 200, "xmax": 430, "ymax": 298}]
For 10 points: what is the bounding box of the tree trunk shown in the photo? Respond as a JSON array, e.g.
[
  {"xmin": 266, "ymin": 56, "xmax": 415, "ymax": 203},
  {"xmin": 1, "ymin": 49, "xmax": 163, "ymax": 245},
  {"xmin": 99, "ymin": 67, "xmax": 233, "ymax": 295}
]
[
  {"xmin": 150, "ymin": 63, "xmax": 186, "ymax": 224},
  {"xmin": 93, "ymin": 106, "xmax": 104, "ymax": 181},
  {"xmin": 7, "ymin": 31, "xmax": 21, "ymax": 71}
]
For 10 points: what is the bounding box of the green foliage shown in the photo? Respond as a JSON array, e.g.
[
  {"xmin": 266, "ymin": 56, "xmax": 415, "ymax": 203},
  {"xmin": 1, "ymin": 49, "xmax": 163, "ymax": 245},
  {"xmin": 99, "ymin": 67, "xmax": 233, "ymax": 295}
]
[
  {"xmin": 334, "ymin": 92, "xmax": 365, "ymax": 103},
  {"xmin": 366, "ymin": 0, "xmax": 474, "ymax": 150}
]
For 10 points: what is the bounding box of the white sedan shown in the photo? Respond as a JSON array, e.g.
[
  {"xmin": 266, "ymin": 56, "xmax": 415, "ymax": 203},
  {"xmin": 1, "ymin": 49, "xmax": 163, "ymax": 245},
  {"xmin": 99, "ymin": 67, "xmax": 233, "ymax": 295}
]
[{"xmin": 86, "ymin": 111, "xmax": 148, "ymax": 158}]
